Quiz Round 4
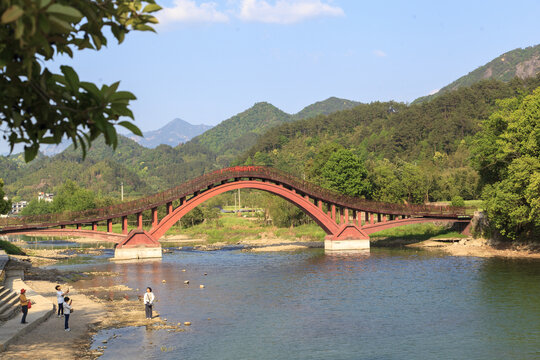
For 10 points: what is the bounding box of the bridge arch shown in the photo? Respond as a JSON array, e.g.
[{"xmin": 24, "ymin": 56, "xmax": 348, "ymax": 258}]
[{"xmin": 150, "ymin": 180, "xmax": 339, "ymax": 240}]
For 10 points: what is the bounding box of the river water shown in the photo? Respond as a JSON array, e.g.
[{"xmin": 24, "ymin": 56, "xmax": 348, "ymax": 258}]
[{"xmin": 35, "ymin": 246, "xmax": 538, "ymax": 360}]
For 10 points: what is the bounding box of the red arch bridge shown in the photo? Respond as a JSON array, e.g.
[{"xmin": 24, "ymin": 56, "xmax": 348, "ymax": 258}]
[{"xmin": 0, "ymin": 166, "xmax": 473, "ymax": 253}]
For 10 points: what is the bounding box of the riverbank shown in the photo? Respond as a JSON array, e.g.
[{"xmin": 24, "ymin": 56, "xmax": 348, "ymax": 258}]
[
  {"xmin": 8, "ymin": 233, "xmax": 540, "ymax": 261},
  {"xmin": 374, "ymin": 237, "xmax": 540, "ymax": 259},
  {"xmin": 0, "ymin": 269, "xmax": 176, "ymax": 359}
]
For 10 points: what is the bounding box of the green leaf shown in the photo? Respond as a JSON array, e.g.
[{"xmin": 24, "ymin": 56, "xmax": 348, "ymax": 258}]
[
  {"xmin": 143, "ymin": 4, "xmax": 162, "ymax": 13},
  {"xmin": 80, "ymin": 82, "xmax": 102, "ymax": 100},
  {"xmin": 46, "ymin": 4, "xmax": 83, "ymax": 22},
  {"xmin": 118, "ymin": 121, "xmax": 143, "ymax": 137},
  {"xmin": 109, "ymin": 91, "xmax": 136, "ymax": 102},
  {"xmin": 40, "ymin": 0, "xmax": 52, "ymax": 9},
  {"xmin": 133, "ymin": 24, "xmax": 155, "ymax": 32},
  {"xmin": 24, "ymin": 145, "xmax": 39, "ymax": 162},
  {"xmin": 104, "ymin": 124, "xmax": 118, "ymax": 148},
  {"xmin": 110, "ymin": 103, "xmax": 134, "ymax": 118},
  {"xmin": 49, "ymin": 15, "xmax": 73, "ymax": 32},
  {"xmin": 40, "ymin": 136, "xmax": 58, "ymax": 144},
  {"xmin": 91, "ymin": 34, "xmax": 102, "ymax": 49},
  {"xmin": 12, "ymin": 113, "xmax": 23, "ymax": 127},
  {"xmin": 1, "ymin": 5, "xmax": 24, "ymax": 24},
  {"xmin": 103, "ymin": 81, "xmax": 120, "ymax": 99},
  {"xmin": 75, "ymin": 134, "xmax": 87, "ymax": 159},
  {"xmin": 60, "ymin": 65, "xmax": 80, "ymax": 91},
  {"xmin": 14, "ymin": 19, "xmax": 24, "ymax": 39}
]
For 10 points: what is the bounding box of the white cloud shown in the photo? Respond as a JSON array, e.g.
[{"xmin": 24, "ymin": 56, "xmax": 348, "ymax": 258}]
[
  {"xmin": 428, "ymin": 88, "xmax": 440, "ymax": 95},
  {"xmin": 373, "ymin": 49, "xmax": 387, "ymax": 57},
  {"xmin": 158, "ymin": 0, "xmax": 229, "ymax": 24},
  {"xmin": 238, "ymin": 0, "xmax": 344, "ymax": 24}
]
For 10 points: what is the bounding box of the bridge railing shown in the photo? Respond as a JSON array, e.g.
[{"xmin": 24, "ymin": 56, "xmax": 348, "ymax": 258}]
[{"xmin": 0, "ymin": 166, "xmax": 473, "ymax": 228}]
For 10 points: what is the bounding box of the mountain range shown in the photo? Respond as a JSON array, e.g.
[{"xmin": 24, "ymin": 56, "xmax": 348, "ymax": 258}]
[
  {"xmin": 0, "ymin": 97, "xmax": 360, "ymax": 199},
  {"xmin": 9, "ymin": 118, "xmax": 213, "ymax": 157},
  {"xmin": 1, "ymin": 44, "xmax": 540, "ymax": 202}
]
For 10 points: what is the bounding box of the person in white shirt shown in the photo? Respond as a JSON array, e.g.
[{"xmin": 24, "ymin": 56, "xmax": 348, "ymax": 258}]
[
  {"xmin": 144, "ymin": 287, "xmax": 155, "ymax": 319},
  {"xmin": 63, "ymin": 296, "xmax": 73, "ymax": 331},
  {"xmin": 55, "ymin": 285, "xmax": 69, "ymax": 317}
]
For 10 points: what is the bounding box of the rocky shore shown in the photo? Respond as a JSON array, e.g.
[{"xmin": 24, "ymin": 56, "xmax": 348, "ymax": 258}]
[
  {"xmin": 375, "ymin": 237, "xmax": 540, "ymax": 259},
  {"xmin": 0, "ymin": 263, "xmax": 179, "ymax": 360}
]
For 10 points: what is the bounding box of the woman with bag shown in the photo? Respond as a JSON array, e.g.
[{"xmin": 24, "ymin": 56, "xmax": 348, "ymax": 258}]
[{"xmin": 19, "ymin": 288, "xmax": 30, "ymax": 324}]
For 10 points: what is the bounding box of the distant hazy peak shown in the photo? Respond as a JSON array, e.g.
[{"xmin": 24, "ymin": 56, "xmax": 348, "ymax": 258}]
[{"xmin": 128, "ymin": 118, "xmax": 213, "ymax": 149}]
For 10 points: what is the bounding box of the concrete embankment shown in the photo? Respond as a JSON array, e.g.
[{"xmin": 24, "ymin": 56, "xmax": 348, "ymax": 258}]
[{"xmin": 0, "ymin": 276, "xmax": 55, "ymax": 351}]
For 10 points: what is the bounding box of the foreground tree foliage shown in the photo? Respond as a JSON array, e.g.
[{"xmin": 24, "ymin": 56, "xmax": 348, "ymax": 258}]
[
  {"xmin": 472, "ymin": 88, "xmax": 540, "ymax": 240},
  {"xmin": 0, "ymin": 178, "xmax": 10, "ymax": 214},
  {"xmin": 0, "ymin": 0, "xmax": 161, "ymax": 161}
]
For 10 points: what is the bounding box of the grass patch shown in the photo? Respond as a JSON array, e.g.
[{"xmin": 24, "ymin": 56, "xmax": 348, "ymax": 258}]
[
  {"xmin": 165, "ymin": 213, "xmax": 325, "ymax": 244},
  {"xmin": 464, "ymin": 200, "xmax": 484, "ymax": 210},
  {"xmin": 275, "ymin": 223, "xmax": 326, "ymax": 241},
  {"xmin": 432, "ymin": 199, "xmax": 484, "ymax": 211},
  {"xmin": 0, "ymin": 240, "xmax": 26, "ymax": 255}
]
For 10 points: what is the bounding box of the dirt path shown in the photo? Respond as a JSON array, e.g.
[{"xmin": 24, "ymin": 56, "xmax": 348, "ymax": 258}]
[
  {"xmin": 1, "ymin": 277, "xmax": 171, "ymax": 360},
  {"xmin": 1, "ymin": 280, "xmax": 104, "ymax": 360}
]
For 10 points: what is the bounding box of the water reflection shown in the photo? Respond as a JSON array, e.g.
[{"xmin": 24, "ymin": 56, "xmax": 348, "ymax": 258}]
[
  {"xmin": 58, "ymin": 249, "xmax": 540, "ymax": 360},
  {"xmin": 1, "ymin": 234, "xmax": 115, "ymax": 250}
]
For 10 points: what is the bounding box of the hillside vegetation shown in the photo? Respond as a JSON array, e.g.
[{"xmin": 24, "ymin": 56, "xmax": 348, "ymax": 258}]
[
  {"xmin": 237, "ymin": 76, "xmax": 540, "ymax": 207},
  {"xmin": 0, "ymin": 97, "xmax": 357, "ymax": 200},
  {"xmin": 414, "ymin": 44, "xmax": 540, "ymax": 104}
]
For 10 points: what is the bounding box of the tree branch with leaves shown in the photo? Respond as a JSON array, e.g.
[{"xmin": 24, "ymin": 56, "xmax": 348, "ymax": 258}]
[{"xmin": 0, "ymin": 0, "xmax": 162, "ymax": 161}]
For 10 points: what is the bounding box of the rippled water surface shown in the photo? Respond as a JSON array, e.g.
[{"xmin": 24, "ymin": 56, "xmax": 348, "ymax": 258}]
[{"xmin": 62, "ymin": 248, "xmax": 540, "ymax": 359}]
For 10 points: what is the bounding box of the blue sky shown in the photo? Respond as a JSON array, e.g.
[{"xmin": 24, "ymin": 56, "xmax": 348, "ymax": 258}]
[{"xmin": 7, "ymin": 0, "xmax": 540, "ymax": 150}]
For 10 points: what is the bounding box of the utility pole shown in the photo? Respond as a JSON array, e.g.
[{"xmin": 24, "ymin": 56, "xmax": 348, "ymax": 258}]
[
  {"xmin": 238, "ymin": 188, "xmax": 241, "ymax": 211},
  {"xmin": 121, "ymin": 182, "xmax": 124, "ymax": 202}
]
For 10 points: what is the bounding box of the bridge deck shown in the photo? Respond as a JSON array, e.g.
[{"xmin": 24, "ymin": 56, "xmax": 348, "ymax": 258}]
[{"xmin": 0, "ymin": 166, "xmax": 473, "ymax": 232}]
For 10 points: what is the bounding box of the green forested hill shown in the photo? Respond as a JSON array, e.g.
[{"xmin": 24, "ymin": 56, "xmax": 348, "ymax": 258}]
[
  {"xmin": 237, "ymin": 76, "xmax": 540, "ymax": 204},
  {"xmin": 0, "ymin": 98, "xmax": 358, "ymax": 200},
  {"xmin": 188, "ymin": 102, "xmax": 292, "ymax": 167},
  {"xmin": 294, "ymin": 97, "xmax": 361, "ymax": 120},
  {"xmin": 414, "ymin": 44, "xmax": 540, "ymax": 104}
]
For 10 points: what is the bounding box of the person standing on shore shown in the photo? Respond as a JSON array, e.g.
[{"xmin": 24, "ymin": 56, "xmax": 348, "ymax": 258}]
[
  {"xmin": 19, "ymin": 289, "xmax": 29, "ymax": 324},
  {"xmin": 55, "ymin": 285, "xmax": 69, "ymax": 317},
  {"xmin": 144, "ymin": 287, "xmax": 155, "ymax": 319},
  {"xmin": 63, "ymin": 296, "xmax": 73, "ymax": 331}
]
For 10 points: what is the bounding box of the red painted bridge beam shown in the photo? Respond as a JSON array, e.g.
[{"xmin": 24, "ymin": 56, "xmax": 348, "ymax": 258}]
[
  {"xmin": 152, "ymin": 207, "xmax": 158, "ymax": 227},
  {"xmin": 137, "ymin": 212, "xmax": 143, "ymax": 230},
  {"xmin": 122, "ymin": 216, "xmax": 128, "ymax": 235}
]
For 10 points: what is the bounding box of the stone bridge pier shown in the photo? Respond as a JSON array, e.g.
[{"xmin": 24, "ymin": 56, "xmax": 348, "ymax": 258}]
[{"xmin": 325, "ymin": 223, "xmax": 370, "ymax": 251}]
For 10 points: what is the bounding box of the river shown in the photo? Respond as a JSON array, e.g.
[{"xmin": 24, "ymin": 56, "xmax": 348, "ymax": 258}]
[{"xmin": 31, "ymin": 244, "xmax": 539, "ymax": 359}]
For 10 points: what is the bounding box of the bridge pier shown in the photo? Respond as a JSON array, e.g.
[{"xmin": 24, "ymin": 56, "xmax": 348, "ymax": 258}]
[
  {"xmin": 325, "ymin": 224, "xmax": 370, "ymax": 252},
  {"xmin": 114, "ymin": 229, "xmax": 162, "ymax": 260}
]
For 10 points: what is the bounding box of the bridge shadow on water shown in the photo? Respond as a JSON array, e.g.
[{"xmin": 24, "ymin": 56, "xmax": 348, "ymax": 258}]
[{"xmin": 369, "ymin": 222, "xmax": 466, "ymax": 247}]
